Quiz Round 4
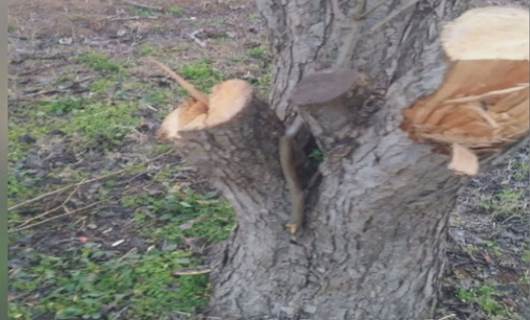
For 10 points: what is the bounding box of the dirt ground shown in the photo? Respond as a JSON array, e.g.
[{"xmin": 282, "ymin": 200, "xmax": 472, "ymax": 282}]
[{"xmin": 7, "ymin": 1, "xmax": 529, "ymax": 319}]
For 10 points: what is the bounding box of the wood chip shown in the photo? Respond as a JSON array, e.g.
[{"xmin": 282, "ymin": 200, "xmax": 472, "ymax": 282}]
[
  {"xmin": 111, "ymin": 239, "xmax": 125, "ymax": 247},
  {"xmin": 448, "ymin": 143, "xmax": 479, "ymax": 176},
  {"xmin": 173, "ymin": 268, "xmax": 211, "ymax": 276}
]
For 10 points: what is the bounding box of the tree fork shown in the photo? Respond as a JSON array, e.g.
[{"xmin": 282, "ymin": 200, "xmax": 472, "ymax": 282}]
[{"xmin": 155, "ymin": 3, "xmax": 529, "ymax": 319}]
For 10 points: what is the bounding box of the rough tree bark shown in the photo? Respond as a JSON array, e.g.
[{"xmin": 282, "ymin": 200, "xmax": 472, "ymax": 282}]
[{"xmin": 158, "ymin": 1, "xmax": 528, "ymax": 319}]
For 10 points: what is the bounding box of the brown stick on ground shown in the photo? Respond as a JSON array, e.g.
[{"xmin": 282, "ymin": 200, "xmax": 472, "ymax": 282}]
[{"xmin": 147, "ymin": 58, "xmax": 209, "ymax": 105}]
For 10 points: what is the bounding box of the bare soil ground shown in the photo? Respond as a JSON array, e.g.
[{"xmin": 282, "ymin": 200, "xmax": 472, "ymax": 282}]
[{"xmin": 7, "ymin": 1, "xmax": 529, "ymax": 319}]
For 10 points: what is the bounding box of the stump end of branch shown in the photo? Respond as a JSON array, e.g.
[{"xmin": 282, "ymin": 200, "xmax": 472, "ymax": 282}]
[
  {"xmin": 158, "ymin": 79, "xmax": 254, "ymax": 141},
  {"xmin": 290, "ymin": 70, "xmax": 359, "ymax": 106},
  {"xmin": 208, "ymin": 79, "xmax": 254, "ymax": 127}
]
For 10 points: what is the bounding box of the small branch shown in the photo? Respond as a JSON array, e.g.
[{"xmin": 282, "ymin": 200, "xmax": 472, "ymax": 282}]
[
  {"xmin": 106, "ymin": 15, "xmax": 159, "ymax": 21},
  {"xmin": 147, "ymin": 149, "xmax": 173, "ymax": 162},
  {"xmin": 9, "ymin": 151, "xmax": 171, "ymax": 212},
  {"xmin": 8, "ymin": 170, "xmax": 126, "ymax": 211},
  {"xmin": 115, "ymin": 170, "xmax": 151, "ymax": 186},
  {"xmin": 189, "ymin": 29, "xmax": 207, "ymax": 48},
  {"xmin": 121, "ymin": 0, "xmax": 162, "ymax": 11},
  {"xmin": 117, "ymin": 248, "xmax": 138, "ymax": 262},
  {"xmin": 11, "ymin": 201, "xmax": 105, "ymax": 232},
  {"xmin": 110, "ymin": 305, "xmax": 129, "ymax": 320},
  {"xmin": 16, "ymin": 182, "xmax": 83, "ymax": 228},
  {"xmin": 146, "ymin": 57, "xmax": 209, "ymax": 104},
  {"xmin": 8, "ymin": 184, "xmax": 75, "ymax": 211}
]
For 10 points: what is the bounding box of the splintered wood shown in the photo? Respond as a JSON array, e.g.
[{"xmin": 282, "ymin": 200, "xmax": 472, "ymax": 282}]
[{"xmin": 401, "ymin": 7, "xmax": 529, "ymax": 176}]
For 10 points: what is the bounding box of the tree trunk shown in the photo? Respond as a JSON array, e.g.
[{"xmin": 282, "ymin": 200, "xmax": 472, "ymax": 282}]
[{"xmin": 159, "ymin": 1, "xmax": 528, "ymax": 319}]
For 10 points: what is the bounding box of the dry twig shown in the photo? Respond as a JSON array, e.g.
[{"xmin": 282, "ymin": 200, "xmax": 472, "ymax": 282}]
[
  {"xmin": 8, "ymin": 170, "xmax": 127, "ymax": 211},
  {"xmin": 173, "ymin": 268, "xmax": 212, "ymax": 276},
  {"xmin": 189, "ymin": 29, "xmax": 207, "ymax": 48},
  {"xmin": 9, "ymin": 150, "xmax": 173, "ymax": 212},
  {"xmin": 121, "ymin": 0, "xmax": 162, "ymax": 11},
  {"xmin": 106, "ymin": 15, "xmax": 159, "ymax": 21},
  {"xmin": 11, "ymin": 201, "xmax": 105, "ymax": 232},
  {"xmin": 16, "ymin": 181, "xmax": 84, "ymax": 228}
]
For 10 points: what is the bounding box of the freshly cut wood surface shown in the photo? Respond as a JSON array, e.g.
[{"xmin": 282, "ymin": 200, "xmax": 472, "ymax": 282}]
[
  {"xmin": 157, "ymin": 99, "xmax": 208, "ymax": 140},
  {"xmin": 401, "ymin": 6, "xmax": 529, "ymax": 175},
  {"xmin": 206, "ymin": 80, "xmax": 253, "ymax": 128},
  {"xmin": 153, "ymin": 60, "xmax": 254, "ymax": 140},
  {"xmin": 442, "ymin": 7, "xmax": 529, "ymax": 61},
  {"xmin": 403, "ymin": 61, "xmax": 529, "ymax": 150}
]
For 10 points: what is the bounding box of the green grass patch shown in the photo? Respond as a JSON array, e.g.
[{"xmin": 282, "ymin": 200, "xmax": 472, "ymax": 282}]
[
  {"xmin": 248, "ymin": 14, "xmax": 260, "ymax": 22},
  {"xmin": 78, "ymin": 52, "xmax": 122, "ymax": 74},
  {"xmin": 484, "ymin": 240, "xmax": 502, "ymax": 257},
  {"xmin": 180, "ymin": 60, "xmax": 223, "ymax": 93},
  {"xmin": 167, "ymin": 5, "xmax": 183, "ymax": 17},
  {"xmin": 457, "ymin": 285, "xmax": 513, "ymax": 318},
  {"xmin": 123, "ymin": 191, "xmax": 235, "ymax": 245},
  {"xmin": 89, "ymin": 78, "xmax": 118, "ymax": 95},
  {"xmin": 144, "ymin": 89, "xmax": 171, "ymax": 106},
  {"xmin": 138, "ymin": 44, "xmax": 155, "ymax": 56},
  {"xmin": 9, "ymin": 248, "xmax": 209, "ymax": 319},
  {"xmin": 479, "ymin": 188, "xmax": 527, "ymax": 220},
  {"xmin": 129, "ymin": 6, "xmax": 156, "ymax": 17},
  {"xmin": 512, "ymin": 161, "xmax": 530, "ymax": 181},
  {"xmin": 40, "ymin": 98, "xmax": 87, "ymax": 115},
  {"xmin": 247, "ymin": 46, "xmax": 267, "ymax": 60},
  {"xmin": 8, "ymin": 124, "xmax": 46, "ymax": 164},
  {"xmin": 258, "ymin": 69, "xmax": 272, "ymax": 88},
  {"xmin": 63, "ymin": 102, "xmax": 140, "ymax": 150},
  {"xmin": 522, "ymin": 249, "xmax": 530, "ymax": 264},
  {"xmin": 309, "ymin": 148, "xmax": 324, "ymax": 163},
  {"xmin": 7, "ymin": 173, "xmax": 40, "ymax": 210}
]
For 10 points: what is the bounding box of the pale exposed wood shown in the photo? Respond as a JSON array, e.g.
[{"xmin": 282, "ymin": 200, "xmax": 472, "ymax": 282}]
[
  {"xmin": 442, "ymin": 7, "xmax": 529, "ymax": 61},
  {"xmin": 157, "ymin": 99, "xmax": 208, "ymax": 140},
  {"xmin": 205, "ymin": 80, "xmax": 253, "ymax": 128},
  {"xmin": 158, "ymin": 79, "xmax": 254, "ymax": 141},
  {"xmin": 402, "ymin": 62, "xmax": 529, "ymax": 152},
  {"xmin": 448, "ymin": 143, "xmax": 479, "ymax": 175},
  {"xmin": 402, "ymin": 7, "xmax": 529, "ymax": 175}
]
